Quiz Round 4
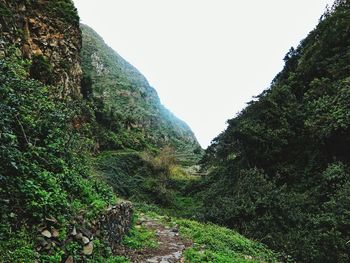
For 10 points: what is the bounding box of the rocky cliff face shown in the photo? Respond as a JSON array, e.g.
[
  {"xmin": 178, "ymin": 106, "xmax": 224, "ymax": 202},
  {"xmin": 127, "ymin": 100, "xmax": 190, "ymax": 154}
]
[{"xmin": 0, "ymin": 0, "xmax": 82, "ymax": 98}]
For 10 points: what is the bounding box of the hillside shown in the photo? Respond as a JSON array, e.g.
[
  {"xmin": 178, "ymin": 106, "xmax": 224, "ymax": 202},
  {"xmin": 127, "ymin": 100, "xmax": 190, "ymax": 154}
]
[
  {"xmin": 80, "ymin": 24, "xmax": 201, "ymax": 159},
  {"xmin": 200, "ymin": 1, "xmax": 350, "ymax": 262},
  {"xmin": 0, "ymin": 1, "xmax": 280, "ymax": 262}
]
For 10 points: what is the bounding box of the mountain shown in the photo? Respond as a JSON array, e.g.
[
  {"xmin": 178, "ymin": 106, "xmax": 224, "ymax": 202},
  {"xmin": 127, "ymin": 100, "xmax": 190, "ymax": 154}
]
[
  {"xmin": 200, "ymin": 1, "xmax": 350, "ymax": 262},
  {"xmin": 80, "ymin": 24, "xmax": 202, "ymax": 159}
]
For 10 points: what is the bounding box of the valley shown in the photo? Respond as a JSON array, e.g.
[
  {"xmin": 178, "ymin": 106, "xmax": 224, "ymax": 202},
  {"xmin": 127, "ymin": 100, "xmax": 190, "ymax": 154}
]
[{"xmin": 1, "ymin": 0, "xmax": 350, "ymax": 262}]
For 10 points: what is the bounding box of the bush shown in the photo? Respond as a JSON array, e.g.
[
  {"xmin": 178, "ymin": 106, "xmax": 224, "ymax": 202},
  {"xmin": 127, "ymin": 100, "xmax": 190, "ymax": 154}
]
[
  {"xmin": 95, "ymin": 147, "xmax": 178, "ymax": 207},
  {"xmin": 0, "ymin": 54, "xmax": 114, "ymax": 261}
]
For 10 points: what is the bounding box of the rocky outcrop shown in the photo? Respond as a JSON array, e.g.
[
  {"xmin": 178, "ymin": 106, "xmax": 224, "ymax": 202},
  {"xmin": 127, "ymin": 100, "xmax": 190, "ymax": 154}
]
[{"xmin": 0, "ymin": 0, "xmax": 82, "ymax": 98}]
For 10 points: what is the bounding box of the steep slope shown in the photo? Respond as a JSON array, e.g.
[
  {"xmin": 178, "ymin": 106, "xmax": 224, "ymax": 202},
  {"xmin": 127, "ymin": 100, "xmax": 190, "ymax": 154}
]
[
  {"xmin": 80, "ymin": 25, "xmax": 201, "ymax": 158},
  {"xmin": 201, "ymin": 1, "xmax": 350, "ymax": 262}
]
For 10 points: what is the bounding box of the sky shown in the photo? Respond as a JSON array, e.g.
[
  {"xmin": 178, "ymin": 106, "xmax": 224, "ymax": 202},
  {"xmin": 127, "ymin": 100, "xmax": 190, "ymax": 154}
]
[{"xmin": 72, "ymin": 0, "xmax": 335, "ymax": 148}]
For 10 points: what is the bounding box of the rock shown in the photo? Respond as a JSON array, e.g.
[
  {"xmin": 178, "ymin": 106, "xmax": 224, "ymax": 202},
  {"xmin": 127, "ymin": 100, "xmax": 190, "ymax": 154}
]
[
  {"xmin": 65, "ymin": 256, "xmax": 74, "ymax": 263},
  {"xmin": 75, "ymin": 233, "xmax": 83, "ymax": 240},
  {"xmin": 71, "ymin": 226, "xmax": 77, "ymax": 236},
  {"xmin": 82, "ymin": 236, "xmax": 90, "ymax": 245},
  {"xmin": 83, "ymin": 242, "xmax": 93, "ymax": 255},
  {"xmin": 41, "ymin": 229, "xmax": 52, "ymax": 238},
  {"xmin": 51, "ymin": 228, "xmax": 59, "ymax": 238}
]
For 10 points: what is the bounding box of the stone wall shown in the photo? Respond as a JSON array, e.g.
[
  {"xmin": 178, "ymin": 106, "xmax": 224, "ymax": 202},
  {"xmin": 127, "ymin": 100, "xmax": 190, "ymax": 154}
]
[
  {"xmin": 96, "ymin": 201, "xmax": 134, "ymax": 246},
  {"xmin": 37, "ymin": 202, "xmax": 133, "ymax": 260}
]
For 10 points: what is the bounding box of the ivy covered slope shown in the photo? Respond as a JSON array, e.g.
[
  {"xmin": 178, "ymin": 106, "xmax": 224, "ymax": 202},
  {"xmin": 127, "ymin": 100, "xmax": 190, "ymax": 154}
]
[
  {"xmin": 80, "ymin": 25, "xmax": 201, "ymax": 156},
  {"xmin": 201, "ymin": 1, "xmax": 350, "ymax": 262}
]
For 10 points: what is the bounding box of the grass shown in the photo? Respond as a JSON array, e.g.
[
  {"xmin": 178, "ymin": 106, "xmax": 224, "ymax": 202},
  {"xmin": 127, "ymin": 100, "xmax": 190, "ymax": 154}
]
[
  {"xmin": 177, "ymin": 219, "xmax": 280, "ymax": 262},
  {"xmin": 121, "ymin": 214, "xmax": 158, "ymax": 249}
]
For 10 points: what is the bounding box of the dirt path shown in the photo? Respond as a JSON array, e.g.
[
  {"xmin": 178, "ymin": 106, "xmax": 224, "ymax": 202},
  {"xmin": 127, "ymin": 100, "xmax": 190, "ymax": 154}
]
[{"xmin": 120, "ymin": 215, "xmax": 191, "ymax": 263}]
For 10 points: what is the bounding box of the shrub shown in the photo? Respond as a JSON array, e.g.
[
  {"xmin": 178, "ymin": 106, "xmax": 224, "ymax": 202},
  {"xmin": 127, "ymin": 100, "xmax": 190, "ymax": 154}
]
[{"xmin": 0, "ymin": 53, "xmax": 114, "ymax": 261}]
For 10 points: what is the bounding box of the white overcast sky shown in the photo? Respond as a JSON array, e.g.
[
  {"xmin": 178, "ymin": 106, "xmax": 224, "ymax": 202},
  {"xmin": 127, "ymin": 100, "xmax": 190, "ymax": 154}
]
[{"xmin": 73, "ymin": 0, "xmax": 335, "ymax": 148}]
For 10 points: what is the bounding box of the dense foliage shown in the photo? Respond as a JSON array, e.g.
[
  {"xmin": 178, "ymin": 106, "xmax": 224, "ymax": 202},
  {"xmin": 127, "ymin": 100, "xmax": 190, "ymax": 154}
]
[
  {"xmin": 95, "ymin": 147, "xmax": 186, "ymax": 207},
  {"xmin": 200, "ymin": 1, "xmax": 350, "ymax": 262},
  {"xmin": 0, "ymin": 53, "xmax": 115, "ymax": 261},
  {"xmin": 46, "ymin": 0, "xmax": 80, "ymax": 24}
]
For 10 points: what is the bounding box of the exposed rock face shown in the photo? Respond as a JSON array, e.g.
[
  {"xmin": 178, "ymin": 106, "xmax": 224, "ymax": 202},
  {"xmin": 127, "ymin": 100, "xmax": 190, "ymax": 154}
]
[{"xmin": 0, "ymin": 0, "xmax": 82, "ymax": 98}]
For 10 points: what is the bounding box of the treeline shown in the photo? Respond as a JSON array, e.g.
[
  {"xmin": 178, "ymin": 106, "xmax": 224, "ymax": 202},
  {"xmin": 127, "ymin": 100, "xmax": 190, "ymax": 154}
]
[{"xmin": 200, "ymin": 1, "xmax": 350, "ymax": 262}]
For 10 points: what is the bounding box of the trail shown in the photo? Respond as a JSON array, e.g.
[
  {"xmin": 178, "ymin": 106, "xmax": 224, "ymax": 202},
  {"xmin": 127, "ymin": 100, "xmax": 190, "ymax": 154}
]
[{"xmin": 122, "ymin": 214, "xmax": 191, "ymax": 263}]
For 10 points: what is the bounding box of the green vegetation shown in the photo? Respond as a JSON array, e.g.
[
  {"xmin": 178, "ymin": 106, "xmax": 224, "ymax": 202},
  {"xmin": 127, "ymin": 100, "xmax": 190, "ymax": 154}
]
[
  {"xmin": 178, "ymin": 219, "xmax": 280, "ymax": 262},
  {"xmin": 200, "ymin": 1, "xmax": 350, "ymax": 262},
  {"xmin": 94, "ymin": 148, "xmax": 203, "ymax": 215},
  {"xmin": 122, "ymin": 215, "xmax": 158, "ymax": 249},
  {"xmin": 0, "ymin": 53, "xmax": 115, "ymax": 261},
  {"xmin": 0, "ymin": 2, "xmax": 11, "ymax": 17},
  {"xmin": 29, "ymin": 54, "xmax": 54, "ymax": 84},
  {"xmin": 94, "ymin": 147, "xmax": 280, "ymax": 262},
  {"xmin": 129, "ymin": 205, "xmax": 280, "ymax": 263},
  {"xmin": 46, "ymin": 0, "xmax": 80, "ymax": 24},
  {"xmin": 3, "ymin": 0, "xmax": 350, "ymax": 262},
  {"xmin": 1, "ymin": 5, "xmax": 202, "ymax": 261}
]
